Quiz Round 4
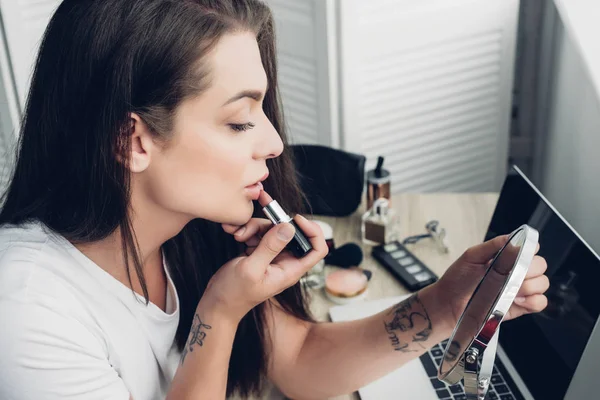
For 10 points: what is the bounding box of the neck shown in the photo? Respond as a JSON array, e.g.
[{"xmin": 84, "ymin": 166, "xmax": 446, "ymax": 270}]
[{"xmin": 75, "ymin": 185, "xmax": 192, "ymax": 291}]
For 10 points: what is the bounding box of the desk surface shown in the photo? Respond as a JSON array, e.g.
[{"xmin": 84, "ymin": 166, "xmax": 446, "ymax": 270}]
[{"xmin": 307, "ymin": 192, "xmax": 499, "ymax": 400}]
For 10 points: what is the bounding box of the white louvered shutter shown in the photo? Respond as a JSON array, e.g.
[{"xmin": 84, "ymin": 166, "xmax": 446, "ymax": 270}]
[
  {"xmin": 0, "ymin": 0, "xmax": 61, "ymax": 109},
  {"xmin": 339, "ymin": 0, "xmax": 520, "ymax": 192},
  {"xmin": 0, "ymin": 95, "xmax": 16, "ymax": 194},
  {"xmin": 0, "ymin": 0, "xmax": 61, "ymax": 196},
  {"xmin": 264, "ymin": 0, "xmax": 339, "ymax": 147}
]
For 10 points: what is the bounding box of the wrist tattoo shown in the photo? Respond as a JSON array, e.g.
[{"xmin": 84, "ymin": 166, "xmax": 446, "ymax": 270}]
[
  {"xmin": 181, "ymin": 313, "xmax": 212, "ymax": 365},
  {"xmin": 384, "ymin": 293, "xmax": 432, "ymax": 352}
]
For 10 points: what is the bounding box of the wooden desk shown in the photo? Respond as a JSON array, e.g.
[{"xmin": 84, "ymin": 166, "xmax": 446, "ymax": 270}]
[{"xmin": 307, "ymin": 193, "xmax": 499, "ymax": 400}]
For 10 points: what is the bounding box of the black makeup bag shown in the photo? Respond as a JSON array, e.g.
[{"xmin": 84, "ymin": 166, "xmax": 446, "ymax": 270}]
[{"xmin": 291, "ymin": 144, "xmax": 366, "ymax": 217}]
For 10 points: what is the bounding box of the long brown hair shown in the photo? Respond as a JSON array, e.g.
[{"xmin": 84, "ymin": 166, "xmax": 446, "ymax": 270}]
[{"xmin": 0, "ymin": 0, "xmax": 312, "ymax": 397}]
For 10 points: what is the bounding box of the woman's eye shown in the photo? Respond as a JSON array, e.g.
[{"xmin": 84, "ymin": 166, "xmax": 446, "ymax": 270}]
[{"xmin": 229, "ymin": 122, "xmax": 256, "ymax": 132}]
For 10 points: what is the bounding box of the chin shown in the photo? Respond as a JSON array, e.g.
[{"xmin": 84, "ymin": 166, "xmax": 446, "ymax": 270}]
[
  {"xmin": 224, "ymin": 201, "xmax": 255, "ymax": 226},
  {"xmin": 199, "ymin": 197, "xmax": 256, "ymax": 226}
]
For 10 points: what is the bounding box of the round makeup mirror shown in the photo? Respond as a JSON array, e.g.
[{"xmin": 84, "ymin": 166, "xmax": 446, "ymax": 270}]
[{"xmin": 438, "ymin": 224, "xmax": 539, "ymax": 400}]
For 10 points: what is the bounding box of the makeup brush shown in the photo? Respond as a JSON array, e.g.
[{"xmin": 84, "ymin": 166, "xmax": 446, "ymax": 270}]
[{"xmin": 325, "ymin": 243, "xmax": 364, "ymax": 268}]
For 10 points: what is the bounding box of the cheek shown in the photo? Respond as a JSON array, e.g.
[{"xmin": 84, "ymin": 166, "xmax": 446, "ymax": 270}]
[
  {"xmin": 148, "ymin": 134, "xmax": 254, "ymax": 222},
  {"xmin": 198, "ymin": 147, "xmax": 248, "ymax": 203}
]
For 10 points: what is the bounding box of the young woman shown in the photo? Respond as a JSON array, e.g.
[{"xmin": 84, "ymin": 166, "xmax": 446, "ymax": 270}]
[{"xmin": 0, "ymin": 1, "xmax": 549, "ymax": 399}]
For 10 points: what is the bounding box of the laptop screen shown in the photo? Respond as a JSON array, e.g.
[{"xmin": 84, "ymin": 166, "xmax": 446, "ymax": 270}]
[{"xmin": 483, "ymin": 166, "xmax": 600, "ymax": 400}]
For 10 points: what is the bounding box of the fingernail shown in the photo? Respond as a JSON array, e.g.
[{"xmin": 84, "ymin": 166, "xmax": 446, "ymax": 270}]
[
  {"xmin": 278, "ymin": 223, "xmax": 295, "ymax": 241},
  {"xmin": 297, "ymin": 214, "xmax": 308, "ymax": 222},
  {"xmin": 515, "ymin": 296, "xmax": 526, "ymax": 304},
  {"xmin": 234, "ymin": 226, "xmax": 246, "ymax": 236}
]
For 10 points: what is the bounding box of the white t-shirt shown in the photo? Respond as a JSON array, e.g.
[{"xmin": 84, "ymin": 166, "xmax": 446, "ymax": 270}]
[
  {"xmin": 0, "ymin": 221, "xmax": 287, "ymax": 400},
  {"xmin": 0, "ymin": 221, "xmax": 182, "ymax": 400}
]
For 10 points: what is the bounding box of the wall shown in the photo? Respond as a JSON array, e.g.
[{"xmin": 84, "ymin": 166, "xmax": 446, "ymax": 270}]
[
  {"xmin": 509, "ymin": 0, "xmax": 544, "ymax": 176},
  {"xmin": 536, "ymin": 6, "xmax": 600, "ymax": 253},
  {"xmin": 0, "ymin": 79, "xmax": 15, "ymax": 195},
  {"xmin": 0, "ymin": 9, "xmax": 20, "ymax": 197}
]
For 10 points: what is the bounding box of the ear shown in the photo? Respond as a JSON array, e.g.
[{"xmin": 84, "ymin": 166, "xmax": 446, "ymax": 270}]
[{"xmin": 126, "ymin": 113, "xmax": 156, "ymax": 173}]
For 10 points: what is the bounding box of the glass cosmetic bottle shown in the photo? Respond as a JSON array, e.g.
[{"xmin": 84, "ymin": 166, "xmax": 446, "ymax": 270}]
[{"xmin": 361, "ymin": 198, "xmax": 400, "ymax": 245}]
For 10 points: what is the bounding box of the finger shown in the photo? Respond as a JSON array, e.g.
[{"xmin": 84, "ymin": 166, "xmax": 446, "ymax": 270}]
[
  {"xmin": 222, "ymin": 223, "xmax": 242, "ymax": 235},
  {"xmin": 261, "ymin": 216, "xmax": 328, "ymax": 290},
  {"xmin": 462, "ymin": 235, "xmax": 510, "ymax": 264},
  {"xmin": 290, "ymin": 214, "xmax": 328, "ymax": 264},
  {"xmin": 223, "ymin": 218, "xmax": 273, "ymax": 242},
  {"xmin": 245, "ymin": 245, "xmax": 257, "ymax": 256},
  {"xmin": 234, "ymin": 218, "xmax": 273, "ymax": 242},
  {"xmin": 525, "ymin": 255, "xmax": 547, "ymax": 278},
  {"xmin": 513, "ymin": 294, "xmax": 548, "ymax": 313},
  {"xmin": 517, "ymin": 275, "xmax": 550, "ymax": 297},
  {"xmin": 245, "ymin": 222, "xmax": 296, "ymax": 276},
  {"xmin": 246, "ymin": 236, "xmax": 261, "ymax": 248},
  {"xmin": 246, "ymin": 244, "xmax": 291, "ymax": 262},
  {"xmin": 266, "ymin": 255, "xmax": 323, "ymax": 294}
]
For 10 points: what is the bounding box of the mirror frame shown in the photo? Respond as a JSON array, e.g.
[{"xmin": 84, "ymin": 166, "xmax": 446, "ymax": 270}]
[{"xmin": 438, "ymin": 224, "xmax": 539, "ymax": 399}]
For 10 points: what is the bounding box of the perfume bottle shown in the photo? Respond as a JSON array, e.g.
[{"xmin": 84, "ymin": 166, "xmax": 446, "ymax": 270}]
[
  {"xmin": 361, "ymin": 198, "xmax": 400, "ymax": 245},
  {"xmin": 366, "ymin": 156, "xmax": 391, "ymax": 210},
  {"xmin": 300, "ymin": 259, "xmax": 326, "ymax": 290}
]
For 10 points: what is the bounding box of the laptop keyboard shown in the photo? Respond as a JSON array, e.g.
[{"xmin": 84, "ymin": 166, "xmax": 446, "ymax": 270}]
[{"xmin": 419, "ymin": 340, "xmax": 523, "ymax": 400}]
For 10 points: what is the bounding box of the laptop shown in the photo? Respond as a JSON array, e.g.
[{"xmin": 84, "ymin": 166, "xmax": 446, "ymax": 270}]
[{"xmin": 329, "ymin": 165, "xmax": 600, "ymax": 400}]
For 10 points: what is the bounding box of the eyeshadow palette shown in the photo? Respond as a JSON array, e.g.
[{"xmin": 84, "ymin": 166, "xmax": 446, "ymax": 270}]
[{"xmin": 371, "ymin": 240, "xmax": 438, "ymax": 291}]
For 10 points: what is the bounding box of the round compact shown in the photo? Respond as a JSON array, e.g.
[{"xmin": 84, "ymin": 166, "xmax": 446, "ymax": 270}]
[
  {"xmin": 313, "ymin": 220, "xmax": 335, "ymax": 255},
  {"xmin": 438, "ymin": 224, "xmax": 539, "ymax": 399},
  {"xmin": 324, "ymin": 268, "xmax": 370, "ymax": 304}
]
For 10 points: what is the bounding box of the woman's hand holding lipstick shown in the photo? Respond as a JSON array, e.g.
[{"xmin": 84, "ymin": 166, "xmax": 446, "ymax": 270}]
[
  {"xmin": 209, "ymin": 190, "xmax": 327, "ymax": 322},
  {"xmin": 223, "ymin": 215, "xmax": 318, "ymax": 256}
]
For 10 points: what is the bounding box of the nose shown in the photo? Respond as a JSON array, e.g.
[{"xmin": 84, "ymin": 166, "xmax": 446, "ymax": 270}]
[{"xmin": 255, "ymin": 115, "xmax": 284, "ymax": 160}]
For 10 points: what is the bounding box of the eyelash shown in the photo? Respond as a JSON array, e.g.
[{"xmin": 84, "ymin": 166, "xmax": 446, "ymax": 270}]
[{"xmin": 229, "ymin": 122, "xmax": 256, "ymax": 132}]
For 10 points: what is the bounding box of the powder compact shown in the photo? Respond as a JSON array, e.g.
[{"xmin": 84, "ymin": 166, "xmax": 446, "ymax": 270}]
[
  {"xmin": 324, "ymin": 267, "xmax": 372, "ymax": 305},
  {"xmin": 313, "ymin": 219, "xmax": 335, "ymax": 256}
]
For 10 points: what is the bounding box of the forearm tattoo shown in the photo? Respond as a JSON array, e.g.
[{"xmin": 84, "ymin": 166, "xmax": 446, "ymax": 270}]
[
  {"xmin": 384, "ymin": 293, "xmax": 432, "ymax": 352},
  {"xmin": 181, "ymin": 313, "xmax": 212, "ymax": 365}
]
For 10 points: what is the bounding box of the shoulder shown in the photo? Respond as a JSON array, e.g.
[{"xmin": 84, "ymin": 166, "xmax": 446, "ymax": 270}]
[
  {"xmin": 0, "ymin": 222, "xmax": 128, "ymax": 399},
  {"xmin": 0, "ymin": 221, "xmax": 86, "ymax": 304},
  {"xmin": 0, "ymin": 221, "xmax": 102, "ymax": 341},
  {"xmin": 0, "ymin": 221, "xmax": 107, "ymax": 349},
  {"xmin": 0, "ymin": 289, "xmax": 129, "ymax": 399}
]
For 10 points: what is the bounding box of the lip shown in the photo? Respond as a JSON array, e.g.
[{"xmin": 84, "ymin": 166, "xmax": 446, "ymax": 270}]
[
  {"xmin": 257, "ymin": 171, "xmax": 269, "ymax": 183},
  {"xmin": 244, "ymin": 171, "xmax": 269, "ymax": 200},
  {"xmin": 245, "ymin": 171, "xmax": 269, "ymax": 188},
  {"xmin": 244, "ymin": 181, "xmax": 263, "ymax": 200}
]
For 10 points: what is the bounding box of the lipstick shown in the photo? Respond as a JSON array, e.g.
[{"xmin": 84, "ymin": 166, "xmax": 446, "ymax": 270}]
[{"xmin": 258, "ymin": 191, "xmax": 313, "ymax": 258}]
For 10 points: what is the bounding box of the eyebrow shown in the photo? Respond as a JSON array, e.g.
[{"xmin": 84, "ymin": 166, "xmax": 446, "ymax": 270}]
[{"xmin": 222, "ymin": 84, "xmax": 269, "ymax": 107}]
